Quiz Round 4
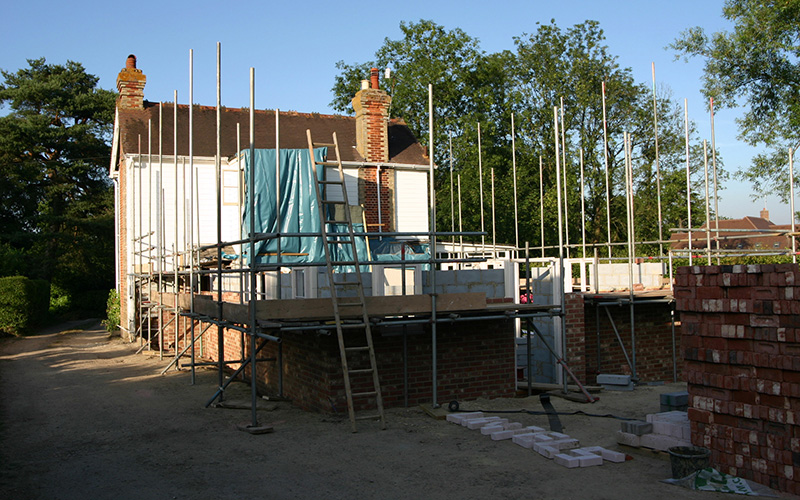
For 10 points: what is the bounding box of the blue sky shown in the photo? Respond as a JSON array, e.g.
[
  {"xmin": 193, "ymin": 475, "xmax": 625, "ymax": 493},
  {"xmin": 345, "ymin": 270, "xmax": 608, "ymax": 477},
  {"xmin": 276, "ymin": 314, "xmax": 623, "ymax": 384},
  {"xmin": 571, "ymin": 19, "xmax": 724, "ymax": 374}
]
[{"xmin": 2, "ymin": 0, "xmax": 793, "ymax": 224}]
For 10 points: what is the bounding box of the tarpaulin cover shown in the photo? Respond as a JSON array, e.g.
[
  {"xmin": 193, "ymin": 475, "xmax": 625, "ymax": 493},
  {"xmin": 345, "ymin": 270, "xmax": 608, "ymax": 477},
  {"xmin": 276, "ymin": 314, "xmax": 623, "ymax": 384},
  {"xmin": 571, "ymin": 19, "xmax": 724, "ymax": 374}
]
[{"xmin": 241, "ymin": 148, "xmax": 369, "ymax": 270}]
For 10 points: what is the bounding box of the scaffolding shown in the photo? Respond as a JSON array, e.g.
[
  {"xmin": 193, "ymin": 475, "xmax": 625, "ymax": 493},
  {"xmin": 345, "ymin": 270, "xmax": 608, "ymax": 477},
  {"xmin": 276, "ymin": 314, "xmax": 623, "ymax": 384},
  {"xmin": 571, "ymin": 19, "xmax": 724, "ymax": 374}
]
[{"xmin": 116, "ymin": 45, "xmax": 799, "ymax": 431}]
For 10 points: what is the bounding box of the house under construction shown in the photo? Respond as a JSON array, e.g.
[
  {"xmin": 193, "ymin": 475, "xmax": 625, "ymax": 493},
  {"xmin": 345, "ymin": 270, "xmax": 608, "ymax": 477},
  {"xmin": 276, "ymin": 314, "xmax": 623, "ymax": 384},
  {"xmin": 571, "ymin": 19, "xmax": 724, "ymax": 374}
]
[{"xmin": 110, "ymin": 51, "xmax": 687, "ymax": 432}]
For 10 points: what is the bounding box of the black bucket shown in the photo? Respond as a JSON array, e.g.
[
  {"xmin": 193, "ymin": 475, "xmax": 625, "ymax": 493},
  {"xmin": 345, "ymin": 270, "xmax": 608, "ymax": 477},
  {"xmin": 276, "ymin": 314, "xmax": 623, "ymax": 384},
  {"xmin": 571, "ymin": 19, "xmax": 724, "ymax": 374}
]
[{"xmin": 668, "ymin": 446, "xmax": 711, "ymax": 479}]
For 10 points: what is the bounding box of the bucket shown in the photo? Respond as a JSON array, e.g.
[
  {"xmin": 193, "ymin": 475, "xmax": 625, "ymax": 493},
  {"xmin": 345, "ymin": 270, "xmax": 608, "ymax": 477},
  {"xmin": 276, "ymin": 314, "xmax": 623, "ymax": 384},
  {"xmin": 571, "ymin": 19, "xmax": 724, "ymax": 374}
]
[{"xmin": 668, "ymin": 446, "xmax": 711, "ymax": 479}]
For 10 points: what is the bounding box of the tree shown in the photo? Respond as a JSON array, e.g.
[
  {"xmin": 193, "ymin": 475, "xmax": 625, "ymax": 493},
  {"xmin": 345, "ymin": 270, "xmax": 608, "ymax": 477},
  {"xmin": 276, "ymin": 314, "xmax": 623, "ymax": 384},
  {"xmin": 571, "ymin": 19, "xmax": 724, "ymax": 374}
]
[
  {"xmin": 332, "ymin": 20, "xmax": 715, "ymax": 255},
  {"xmin": 671, "ymin": 0, "xmax": 800, "ymax": 202},
  {"xmin": 0, "ymin": 58, "xmax": 116, "ymax": 307}
]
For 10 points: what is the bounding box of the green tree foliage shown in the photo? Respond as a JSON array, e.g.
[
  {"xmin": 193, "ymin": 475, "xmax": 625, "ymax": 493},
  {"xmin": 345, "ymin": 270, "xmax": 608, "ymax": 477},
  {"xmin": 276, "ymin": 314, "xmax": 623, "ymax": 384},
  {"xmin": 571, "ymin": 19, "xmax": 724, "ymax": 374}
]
[
  {"xmin": 671, "ymin": 0, "xmax": 800, "ymax": 201},
  {"xmin": 332, "ymin": 20, "xmax": 718, "ymax": 256},
  {"xmin": 0, "ymin": 58, "xmax": 116, "ymax": 304}
]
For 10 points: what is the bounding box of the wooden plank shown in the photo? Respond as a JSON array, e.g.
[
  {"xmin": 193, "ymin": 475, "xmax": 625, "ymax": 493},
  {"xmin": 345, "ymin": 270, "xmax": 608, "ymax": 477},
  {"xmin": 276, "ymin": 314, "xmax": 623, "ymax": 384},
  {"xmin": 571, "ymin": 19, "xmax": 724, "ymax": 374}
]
[
  {"xmin": 182, "ymin": 295, "xmax": 249, "ymax": 324},
  {"xmin": 253, "ymin": 292, "xmax": 486, "ymax": 321}
]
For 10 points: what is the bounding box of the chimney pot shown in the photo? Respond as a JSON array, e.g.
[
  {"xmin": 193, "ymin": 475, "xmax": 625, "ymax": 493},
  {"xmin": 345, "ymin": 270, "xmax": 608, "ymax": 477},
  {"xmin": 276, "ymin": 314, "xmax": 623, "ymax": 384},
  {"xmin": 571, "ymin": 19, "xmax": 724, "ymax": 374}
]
[
  {"xmin": 126, "ymin": 54, "xmax": 137, "ymax": 69},
  {"xmin": 370, "ymin": 67, "xmax": 379, "ymax": 89}
]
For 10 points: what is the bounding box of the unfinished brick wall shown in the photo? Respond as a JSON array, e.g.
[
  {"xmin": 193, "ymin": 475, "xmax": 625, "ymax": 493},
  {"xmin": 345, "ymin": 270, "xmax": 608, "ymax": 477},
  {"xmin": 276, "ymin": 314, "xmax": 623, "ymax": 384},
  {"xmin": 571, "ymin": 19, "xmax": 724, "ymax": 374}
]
[
  {"xmin": 675, "ymin": 264, "xmax": 800, "ymax": 495},
  {"xmin": 359, "ymin": 166, "xmax": 393, "ymax": 232},
  {"xmin": 201, "ymin": 317, "xmax": 516, "ymax": 412},
  {"xmin": 564, "ymin": 293, "xmax": 680, "ymax": 384}
]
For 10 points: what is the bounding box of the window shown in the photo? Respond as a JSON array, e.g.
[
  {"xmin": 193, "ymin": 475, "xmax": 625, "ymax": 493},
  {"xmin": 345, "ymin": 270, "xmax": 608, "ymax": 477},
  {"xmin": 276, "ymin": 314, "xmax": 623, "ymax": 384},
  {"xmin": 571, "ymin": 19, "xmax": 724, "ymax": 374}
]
[{"xmin": 223, "ymin": 169, "xmax": 239, "ymax": 206}]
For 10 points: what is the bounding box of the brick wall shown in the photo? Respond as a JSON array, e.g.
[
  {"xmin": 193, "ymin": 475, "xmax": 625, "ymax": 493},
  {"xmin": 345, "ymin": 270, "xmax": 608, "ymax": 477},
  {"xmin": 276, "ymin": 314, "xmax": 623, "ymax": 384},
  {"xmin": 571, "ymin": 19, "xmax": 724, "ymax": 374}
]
[
  {"xmin": 564, "ymin": 292, "xmax": 680, "ymax": 384},
  {"xmin": 676, "ymin": 264, "xmax": 800, "ymax": 495},
  {"xmin": 199, "ymin": 316, "xmax": 516, "ymax": 412},
  {"xmin": 359, "ymin": 166, "xmax": 393, "ymax": 232}
]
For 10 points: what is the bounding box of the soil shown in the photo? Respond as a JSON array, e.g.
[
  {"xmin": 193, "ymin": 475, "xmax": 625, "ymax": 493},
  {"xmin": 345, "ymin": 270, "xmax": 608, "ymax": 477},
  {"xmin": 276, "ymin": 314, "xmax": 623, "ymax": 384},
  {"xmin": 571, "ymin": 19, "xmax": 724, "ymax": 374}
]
[{"xmin": 0, "ymin": 321, "xmax": 785, "ymax": 499}]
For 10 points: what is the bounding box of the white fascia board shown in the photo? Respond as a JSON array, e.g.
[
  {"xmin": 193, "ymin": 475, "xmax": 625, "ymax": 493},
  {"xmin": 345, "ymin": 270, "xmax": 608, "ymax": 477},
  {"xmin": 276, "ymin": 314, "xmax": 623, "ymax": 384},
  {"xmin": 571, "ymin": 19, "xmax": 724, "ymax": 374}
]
[
  {"xmin": 109, "ymin": 108, "xmax": 120, "ymax": 179},
  {"xmin": 341, "ymin": 160, "xmax": 434, "ymax": 172}
]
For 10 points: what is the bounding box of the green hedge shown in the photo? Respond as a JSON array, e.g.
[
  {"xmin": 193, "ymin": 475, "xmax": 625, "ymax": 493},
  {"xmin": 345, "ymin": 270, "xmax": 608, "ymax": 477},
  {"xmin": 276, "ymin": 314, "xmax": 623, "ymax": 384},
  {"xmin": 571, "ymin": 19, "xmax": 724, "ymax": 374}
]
[{"xmin": 0, "ymin": 276, "xmax": 50, "ymax": 336}]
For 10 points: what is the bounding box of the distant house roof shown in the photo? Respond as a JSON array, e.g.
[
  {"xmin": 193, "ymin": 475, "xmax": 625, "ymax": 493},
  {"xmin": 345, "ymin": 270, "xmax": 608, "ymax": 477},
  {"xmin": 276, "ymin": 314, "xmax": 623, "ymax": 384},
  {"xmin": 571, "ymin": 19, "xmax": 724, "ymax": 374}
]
[
  {"xmin": 670, "ymin": 215, "xmax": 794, "ymax": 251},
  {"xmin": 113, "ymin": 102, "xmax": 429, "ymax": 169}
]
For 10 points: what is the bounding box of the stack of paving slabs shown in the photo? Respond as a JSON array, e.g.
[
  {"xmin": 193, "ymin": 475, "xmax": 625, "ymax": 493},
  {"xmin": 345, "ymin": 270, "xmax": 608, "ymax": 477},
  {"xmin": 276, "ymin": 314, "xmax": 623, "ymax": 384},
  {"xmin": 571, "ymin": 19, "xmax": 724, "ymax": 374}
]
[
  {"xmin": 447, "ymin": 412, "xmax": 626, "ymax": 469},
  {"xmin": 616, "ymin": 411, "xmax": 692, "ymax": 451}
]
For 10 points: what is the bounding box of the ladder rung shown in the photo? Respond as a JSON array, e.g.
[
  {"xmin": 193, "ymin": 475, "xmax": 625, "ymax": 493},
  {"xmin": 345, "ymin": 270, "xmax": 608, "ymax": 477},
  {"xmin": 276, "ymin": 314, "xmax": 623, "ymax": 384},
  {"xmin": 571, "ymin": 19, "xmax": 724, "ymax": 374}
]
[
  {"xmin": 313, "ymin": 142, "xmax": 336, "ymax": 147},
  {"xmin": 348, "ymin": 368, "xmax": 374, "ymax": 374},
  {"xmin": 345, "ymin": 346, "xmax": 370, "ymax": 352},
  {"xmin": 322, "ymin": 200, "xmax": 346, "ymax": 205},
  {"xmin": 326, "ymin": 220, "xmax": 349, "ymax": 224},
  {"xmin": 316, "ymin": 161, "xmax": 340, "ymax": 166},
  {"xmin": 340, "ymin": 323, "xmax": 367, "ymax": 330},
  {"xmin": 332, "ymin": 279, "xmax": 360, "ymax": 286},
  {"xmin": 355, "ymin": 414, "xmax": 382, "ymax": 421},
  {"xmin": 352, "ymin": 391, "xmax": 377, "ymax": 398},
  {"xmin": 332, "ymin": 260, "xmax": 358, "ymax": 266},
  {"xmin": 319, "ymin": 180, "xmax": 344, "ymax": 185},
  {"xmin": 326, "ymin": 238, "xmax": 353, "ymax": 244}
]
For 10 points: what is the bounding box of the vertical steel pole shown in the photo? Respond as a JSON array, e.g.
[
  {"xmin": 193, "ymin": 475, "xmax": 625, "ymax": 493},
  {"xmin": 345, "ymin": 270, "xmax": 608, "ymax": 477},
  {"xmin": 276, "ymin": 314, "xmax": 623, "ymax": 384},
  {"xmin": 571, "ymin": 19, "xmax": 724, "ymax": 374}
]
[
  {"xmin": 553, "ymin": 106, "xmax": 566, "ymax": 391},
  {"xmin": 147, "ymin": 120, "xmax": 153, "ymax": 351},
  {"xmin": 512, "ymin": 113, "xmax": 519, "ymax": 251},
  {"xmin": 275, "ymin": 109, "xmax": 281, "ymax": 297},
  {"xmin": 428, "ymin": 84, "xmax": 438, "ymax": 408},
  {"xmin": 248, "ymin": 67, "xmax": 259, "ymax": 428},
  {"xmin": 560, "ymin": 99, "xmax": 570, "ymax": 258},
  {"xmin": 684, "ymin": 99, "xmax": 693, "ymax": 266},
  {"xmin": 173, "ymin": 91, "xmax": 179, "ymax": 363},
  {"xmin": 703, "ymin": 140, "xmax": 712, "ymax": 265},
  {"xmin": 478, "ymin": 122, "xmax": 485, "ymax": 253},
  {"xmin": 158, "ymin": 103, "xmax": 164, "ymax": 360},
  {"xmin": 652, "ymin": 63, "xmax": 664, "ymax": 258},
  {"xmin": 491, "ymin": 168, "xmax": 496, "ymax": 257},
  {"xmin": 580, "ymin": 148, "xmax": 586, "ymax": 259},
  {"xmin": 525, "ymin": 241, "xmax": 532, "ymax": 396},
  {"xmin": 710, "ymin": 98, "xmax": 720, "ymax": 262},
  {"xmin": 188, "ymin": 49, "xmax": 196, "ymax": 385},
  {"xmin": 602, "ymin": 81, "xmax": 612, "ymax": 259},
  {"xmin": 624, "ymin": 132, "xmax": 636, "ymax": 381},
  {"xmin": 216, "ymin": 42, "xmax": 225, "ymax": 396},
  {"xmin": 458, "ymin": 174, "xmax": 463, "ymax": 255},
  {"xmin": 449, "ymin": 132, "xmax": 455, "ymax": 245},
  {"xmin": 791, "ymin": 147, "xmax": 797, "ymax": 264},
  {"xmin": 539, "ymin": 156, "xmax": 545, "ymax": 258}
]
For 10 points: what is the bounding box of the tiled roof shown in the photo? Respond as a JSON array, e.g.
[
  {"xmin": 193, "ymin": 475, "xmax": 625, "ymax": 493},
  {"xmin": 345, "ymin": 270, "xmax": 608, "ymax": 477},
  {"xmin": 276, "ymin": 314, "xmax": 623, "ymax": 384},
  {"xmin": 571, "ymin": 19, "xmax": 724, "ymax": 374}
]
[
  {"xmin": 670, "ymin": 216, "xmax": 793, "ymax": 250},
  {"xmin": 116, "ymin": 102, "xmax": 429, "ymax": 165}
]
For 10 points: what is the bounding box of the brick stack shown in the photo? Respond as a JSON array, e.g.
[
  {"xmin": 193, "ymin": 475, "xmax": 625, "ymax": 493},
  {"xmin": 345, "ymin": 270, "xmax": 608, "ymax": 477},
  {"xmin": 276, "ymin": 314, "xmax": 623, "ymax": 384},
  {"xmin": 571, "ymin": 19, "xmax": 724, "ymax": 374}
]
[
  {"xmin": 359, "ymin": 166, "xmax": 393, "ymax": 232},
  {"xmin": 675, "ymin": 263, "xmax": 800, "ymax": 495}
]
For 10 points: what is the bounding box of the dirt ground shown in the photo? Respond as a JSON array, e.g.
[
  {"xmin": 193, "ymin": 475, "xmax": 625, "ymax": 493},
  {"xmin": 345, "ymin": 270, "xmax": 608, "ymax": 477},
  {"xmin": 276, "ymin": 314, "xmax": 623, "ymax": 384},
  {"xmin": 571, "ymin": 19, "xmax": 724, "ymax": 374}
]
[{"xmin": 0, "ymin": 321, "xmax": 786, "ymax": 499}]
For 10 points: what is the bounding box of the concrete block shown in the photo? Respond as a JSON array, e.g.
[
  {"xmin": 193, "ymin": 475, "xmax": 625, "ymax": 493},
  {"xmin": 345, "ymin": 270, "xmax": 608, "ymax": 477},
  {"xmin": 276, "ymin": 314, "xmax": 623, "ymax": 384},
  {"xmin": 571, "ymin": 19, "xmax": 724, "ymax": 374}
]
[
  {"xmin": 512, "ymin": 433, "xmax": 537, "ymax": 448},
  {"xmin": 465, "ymin": 417, "xmax": 505, "ymax": 429},
  {"xmin": 571, "ymin": 449, "xmax": 604, "ymax": 467},
  {"xmin": 547, "ymin": 432, "xmax": 570, "ymax": 440},
  {"xmin": 480, "ymin": 424, "xmax": 504, "ymax": 435},
  {"xmin": 524, "ymin": 425, "xmax": 546, "ymax": 433},
  {"xmin": 640, "ymin": 433, "xmax": 692, "ymax": 452},
  {"xmin": 596, "ymin": 374, "xmax": 632, "ymax": 385},
  {"xmin": 554, "ymin": 453, "xmax": 581, "ymax": 468},
  {"xmin": 532, "ymin": 433, "xmax": 554, "ymax": 443},
  {"xmin": 446, "ymin": 411, "xmax": 482, "ymax": 424},
  {"xmin": 503, "ymin": 422, "xmax": 523, "ymax": 431},
  {"xmin": 653, "ymin": 420, "xmax": 690, "ymax": 439},
  {"xmin": 583, "ymin": 446, "xmax": 626, "ymax": 463},
  {"xmin": 620, "ymin": 420, "xmax": 652, "ymax": 436},
  {"xmin": 616, "ymin": 430, "xmax": 642, "ymax": 448},
  {"xmin": 534, "ymin": 443, "xmax": 560, "ymax": 459},
  {"xmin": 549, "ymin": 438, "xmax": 580, "ymax": 451},
  {"xmin": 490, "ymin": 428, "xmax": 528, "ymax": 441}
]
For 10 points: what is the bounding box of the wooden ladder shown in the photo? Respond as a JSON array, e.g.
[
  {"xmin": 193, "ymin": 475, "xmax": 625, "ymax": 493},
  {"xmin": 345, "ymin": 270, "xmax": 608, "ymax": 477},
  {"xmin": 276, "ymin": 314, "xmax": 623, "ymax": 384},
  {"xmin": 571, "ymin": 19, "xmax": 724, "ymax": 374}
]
[{"xmin": 306, "ymin": 130, "xmax": 386, "ymax": 432}]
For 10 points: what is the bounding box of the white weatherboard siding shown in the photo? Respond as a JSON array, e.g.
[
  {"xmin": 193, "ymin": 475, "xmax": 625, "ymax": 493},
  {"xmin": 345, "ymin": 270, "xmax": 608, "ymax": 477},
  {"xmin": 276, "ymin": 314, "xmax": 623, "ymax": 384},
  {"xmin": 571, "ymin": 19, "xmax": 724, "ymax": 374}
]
[
  {"xmin": 324, "ymin": 166, "xmax": 359, "ymax": 205},
  {"xmin": 125, "ymin": 156, "xmax": 242, "ymax": 273},
  {"xmin": 395, "ymin": 170, "xmax": 429, "ymax": 236}
]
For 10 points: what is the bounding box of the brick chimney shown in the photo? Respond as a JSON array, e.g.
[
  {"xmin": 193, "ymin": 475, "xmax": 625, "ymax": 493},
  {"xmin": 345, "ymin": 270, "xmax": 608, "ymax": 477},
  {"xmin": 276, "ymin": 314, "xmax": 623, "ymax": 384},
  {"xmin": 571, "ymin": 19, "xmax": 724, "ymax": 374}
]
[
  {"xmin": 352, "ymin": 67, "xmax": 391, "ymax": 162},
  {"xmin": 760, "ymin": 207, "xmax": 770, "ymax": 221},
  {"xmin": 116, "ymin": 54, "xmax": 146, "ymax": 110}
]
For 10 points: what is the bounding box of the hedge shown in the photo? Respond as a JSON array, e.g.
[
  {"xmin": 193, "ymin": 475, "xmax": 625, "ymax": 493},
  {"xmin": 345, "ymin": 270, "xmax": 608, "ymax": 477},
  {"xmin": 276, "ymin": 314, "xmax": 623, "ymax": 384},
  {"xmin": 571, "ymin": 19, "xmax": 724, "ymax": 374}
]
[{"xmin": 0, "ymin": 276, "xmax": 50, "ymax": 336}]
